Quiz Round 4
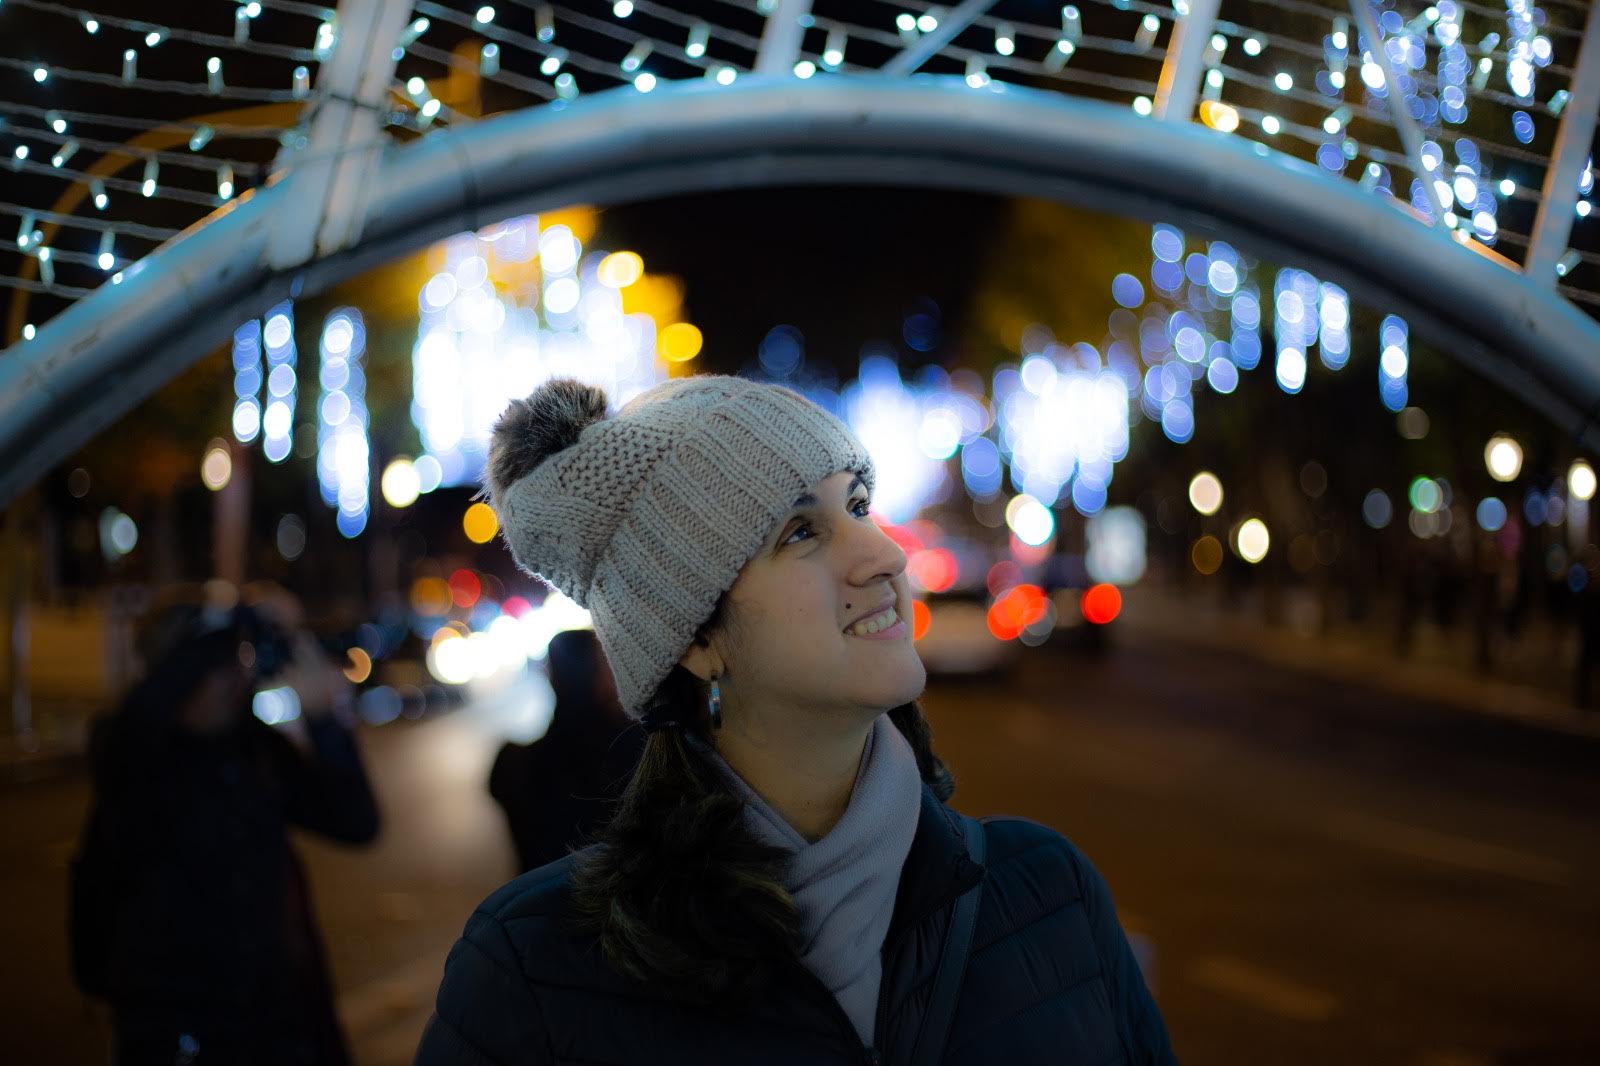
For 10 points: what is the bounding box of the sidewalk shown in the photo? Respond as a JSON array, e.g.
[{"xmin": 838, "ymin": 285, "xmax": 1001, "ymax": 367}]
[
  {"xmin": 0, "ymin": 698, "xmax": 95, "ymax": 782},
  {"xmin": 1118, "ymin": 584, "xmax": 1600, "ymax": 741},
  {"xmin": 340, "ymin": 952, "xmax": 447, "ymax": 1066}
]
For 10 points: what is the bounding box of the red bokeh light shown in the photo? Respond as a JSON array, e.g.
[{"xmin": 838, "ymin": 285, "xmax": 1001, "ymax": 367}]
[
  {"xmin": 987, "ymin": 583, "xmax": 1049, "ymax": 641},
  {"xmin": 908, "ymin": 548, "xmax": 959, "ymax": 593},
  {"xmin": 985, "ymin": 560, "xmax": 1023, "ymax": 598},
  {"xmin": 448, "ymin": 568, "xmax": 482, "ymax": 609},
  {"xmin": 876, "ymin": 515, "xmax": 925, "ymax": 555},
  {"xmin": 1081, "ymin": 583, "xmax": 1122, "ymax": 625}
]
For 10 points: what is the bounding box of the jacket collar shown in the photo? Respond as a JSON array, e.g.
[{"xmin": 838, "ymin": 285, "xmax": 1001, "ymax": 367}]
[{"xmin": 882, "ymin": 782, "xmax": 986, "ymax": 951}]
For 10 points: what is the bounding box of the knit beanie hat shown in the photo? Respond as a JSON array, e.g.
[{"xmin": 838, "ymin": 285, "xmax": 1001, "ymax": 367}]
[{"xmin": 482, "ymin": 374, "xmax": 877, "ymax": 718}]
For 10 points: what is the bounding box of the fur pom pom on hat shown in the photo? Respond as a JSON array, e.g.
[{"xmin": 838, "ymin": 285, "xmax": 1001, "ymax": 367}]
[
  {"xmin": 484, "ymin": 379, "xmax": 609, "ymax": 508},
  {"xmin": 483, "ymin": 374, "xmax": 876, "ymax": 718}
]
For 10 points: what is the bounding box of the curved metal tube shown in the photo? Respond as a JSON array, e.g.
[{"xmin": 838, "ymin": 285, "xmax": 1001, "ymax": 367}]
[{"xmin": 4, "ymin": 75, "xmax": 1598, "ymax": 506}]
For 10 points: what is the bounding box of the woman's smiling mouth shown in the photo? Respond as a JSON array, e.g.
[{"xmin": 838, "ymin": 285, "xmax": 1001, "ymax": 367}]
[{"xmin": 844, "ymin": 604, "xmax": 907, "ymax": 639}]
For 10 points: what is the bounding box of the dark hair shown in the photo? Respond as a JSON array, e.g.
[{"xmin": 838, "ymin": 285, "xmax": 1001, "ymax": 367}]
[
  {"xmin": 124, "ymin": 606, "xmax": 247, "ymax": 728},
  {"xmin": 547, "ymin": 628, "xmax": 605, "ymax": 704},
  {"xmin": 562, "ymin": 596, "xmax": 954, "ymax": 1014}
]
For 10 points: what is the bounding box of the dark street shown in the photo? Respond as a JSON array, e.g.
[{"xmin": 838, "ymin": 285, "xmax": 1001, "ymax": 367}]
[{"xmin": 5, "ymin": 619, "xmax": 1595, "ymax": 1066}]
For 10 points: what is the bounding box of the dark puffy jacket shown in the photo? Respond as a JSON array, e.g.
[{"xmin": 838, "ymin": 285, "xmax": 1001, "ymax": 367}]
[
  {"xmin": 416, "ymin": 782, "xmax": 1177, "ymax": 1065},
  {"xmin": 71, "ymin": 711, "xmax": 380, "ymax": 1065}
]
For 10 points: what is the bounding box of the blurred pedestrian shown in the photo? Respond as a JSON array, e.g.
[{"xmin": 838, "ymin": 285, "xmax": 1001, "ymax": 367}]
[
  {"xmin": 487, "ymin": 626, "xmax": 644, "ymax": 873},
  {"xmin": 417, "ymin": 376, "xmax": 1175, "ymax": 1064},
  {"xmin": 1574, "ymin": 547, "xmax": 1600, "ymax": 710},
  {"xmin": 69, "ymin": 587, "xmax": 380, "ymax": 1066}
]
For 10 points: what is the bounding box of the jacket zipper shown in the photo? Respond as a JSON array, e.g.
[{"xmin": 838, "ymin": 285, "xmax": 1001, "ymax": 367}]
[
  {"xmin": 786, "ymin": 913, "xmax": 938, "ymax": 1065},
  {"xmin": 790, "ymin": 816, "xmax": 981, "ymax": 1065},
  {"xmin": 788, "ymin": 959, "xmax": 884, "ymax": 1065},
  {"xmin": 868, "ymin": 859, "xmax": 983, "ymax": 1065}
]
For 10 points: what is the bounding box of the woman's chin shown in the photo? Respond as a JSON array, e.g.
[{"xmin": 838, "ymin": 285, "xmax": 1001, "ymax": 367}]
[{"xmin": 860, "ymin": 659, "xmax": 927, "ymax": 710}]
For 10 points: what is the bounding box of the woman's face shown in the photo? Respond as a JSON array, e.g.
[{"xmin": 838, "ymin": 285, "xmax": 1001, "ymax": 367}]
[{"xmin": 691, "ymin": 470, "xmax": 926, "ymax": 733}]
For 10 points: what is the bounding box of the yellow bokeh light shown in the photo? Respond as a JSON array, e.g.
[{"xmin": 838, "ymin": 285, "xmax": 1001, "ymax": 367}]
[
  {"xmin": 597, "ymin": 251, "xmax": 644, "ymax": 288},
  {"xmin": 463, "ymin": 502, "xmax": 499, "ymax": 544},
  {"xmin": 1191, "ymin": 535, "xmax": 1224, "ymax": 575},
  {"xmin": 1188, "ymin": 472, "xmax": 1224, "ymax": 515},
  {"xmin": 660, "ymin": 322, "xmax": 703, "ymax": 362},
  {"xmin": 410, "ymin": 576, "xmax": 451, "ymax": 616},
  {"xmin": 1236, "ymin": 518, "xmax": 1271, "ymax": 563},
  {"xmin": 1485, "ymin": 435, "xmax": 1523, "ymax": 482},
  {"xmin": 343, "ymin": 646, "xmax": 373, "ymax": 684},
  {"xmin": 538, "ymin": 205, "xmax": 598, "ymax": 246},
  {"xmin": 200, "ymin": 441, "xmax": 232, "ymax": 492},
  {"xmin": 382, "ymin": 458, "xmax": 421, "ymax": 508},
  {"xmin": 620, "ymin": 273, "xmax": 683, "ymax": 322},
  {"xmin": 1198, "ymin": 100, "xmax": 1240, "ymax": 133},
  {"xmin": 1570, "ymin": 459, "xmax": 1597, "ymax": 502}
]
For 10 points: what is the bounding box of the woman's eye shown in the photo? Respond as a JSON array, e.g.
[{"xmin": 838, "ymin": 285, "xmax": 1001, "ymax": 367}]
[{"xmin": 785, "ymin": 499, "xmax": 871, "ymax": 544}]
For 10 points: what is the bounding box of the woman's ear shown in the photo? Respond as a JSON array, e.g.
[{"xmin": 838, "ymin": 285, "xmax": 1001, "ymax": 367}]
[{"xmin": 677, "ymin": 638, "xmax": 723, "ymax": 683}]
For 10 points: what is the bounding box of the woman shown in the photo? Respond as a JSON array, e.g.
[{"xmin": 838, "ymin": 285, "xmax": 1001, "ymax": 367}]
[{"xmin": 416, "ymin": 375, "xmax": 1176, "ymax": 1065}]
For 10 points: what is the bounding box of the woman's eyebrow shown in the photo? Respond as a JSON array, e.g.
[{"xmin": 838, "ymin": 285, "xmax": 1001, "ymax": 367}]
[{"xmin": 788, "ymin": 475, "xmax": 865, "ymax": 512}]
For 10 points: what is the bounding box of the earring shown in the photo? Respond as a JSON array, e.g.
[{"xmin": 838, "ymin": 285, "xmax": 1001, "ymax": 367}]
[{"xmin": 708, "ymin": 675, "xmax": 722, "ymax": 731}]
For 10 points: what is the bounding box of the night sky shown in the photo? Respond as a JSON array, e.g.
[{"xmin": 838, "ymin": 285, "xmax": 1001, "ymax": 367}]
[{"xmin": 601, "ymin": 185, "xmax": 1009, "ymax": 379}]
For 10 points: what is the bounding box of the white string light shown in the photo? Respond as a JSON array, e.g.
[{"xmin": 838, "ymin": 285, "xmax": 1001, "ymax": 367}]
[
  {"xmin": 822, "ymin": 26, "xmax": 846, "ymax": 67},
  {"xmin": 399, "ymin": 16, "xmax": 430, "ymax": 48},
  {"xmin": 7, "ymin": 122, "xmax": 259, "ymax": 177},
  {"xmin": 10, "ymin": 155, "xmax": 221, "ymax": 207},
  {"xmin": 621, "ymin": 39, "xmax": 652, "ymax": 73},
  {"xmin": 1134, "ymin": 13, "xmax": 1161, "ymax": 52},
  {"xmin": 3, "ymin": 0, "xmax": 1595, "ymax": 328},
  {"xmin": 686, "ymin": 22, "xmax": 709, "ymax": 58},
  {"xmin": 6, "ymin": 0, "xmax": 318, "ymax": 59},
  {"xmin": 0, "ymin": 56, "xmax": 298, "ymax": 101},
  {"xmin": 0, "ymin": 201, "xmax": 176, "ymax": 241}
]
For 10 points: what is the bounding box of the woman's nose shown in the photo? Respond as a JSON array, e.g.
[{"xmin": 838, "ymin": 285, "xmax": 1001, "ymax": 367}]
[{"xmin": 852, "ymin": 520, "xmax": 906, "ymax": 578}]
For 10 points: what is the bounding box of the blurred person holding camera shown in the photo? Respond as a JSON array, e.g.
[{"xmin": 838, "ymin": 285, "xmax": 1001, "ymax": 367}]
[{"xmin": 69, "ymin": 585, "xmax": 380, "ymax": 1066}]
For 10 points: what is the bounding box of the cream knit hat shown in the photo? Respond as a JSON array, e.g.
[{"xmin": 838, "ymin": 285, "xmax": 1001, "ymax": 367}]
[{"xmin": 482, "ymin": 374, "xmax": 876, "ymax": 717}]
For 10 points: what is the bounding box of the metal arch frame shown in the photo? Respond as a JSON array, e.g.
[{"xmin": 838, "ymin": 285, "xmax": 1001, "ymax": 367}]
[
  {"xmin": 265, "ymin": 0, "xmax": 414, "ymax": 270},
  {"xmin": 3, "ymin": 75, "xmax": 1600, "ymax": 507},
  {"xmin": 1527, "ymin": 5, "xmax": 1600, "ymax": 284}
]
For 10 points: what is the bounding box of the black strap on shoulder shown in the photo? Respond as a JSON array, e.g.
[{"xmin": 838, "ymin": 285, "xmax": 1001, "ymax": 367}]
[{"xmin": 910, "ymin": 815, "xmax": 987, "ymax": 1066}]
